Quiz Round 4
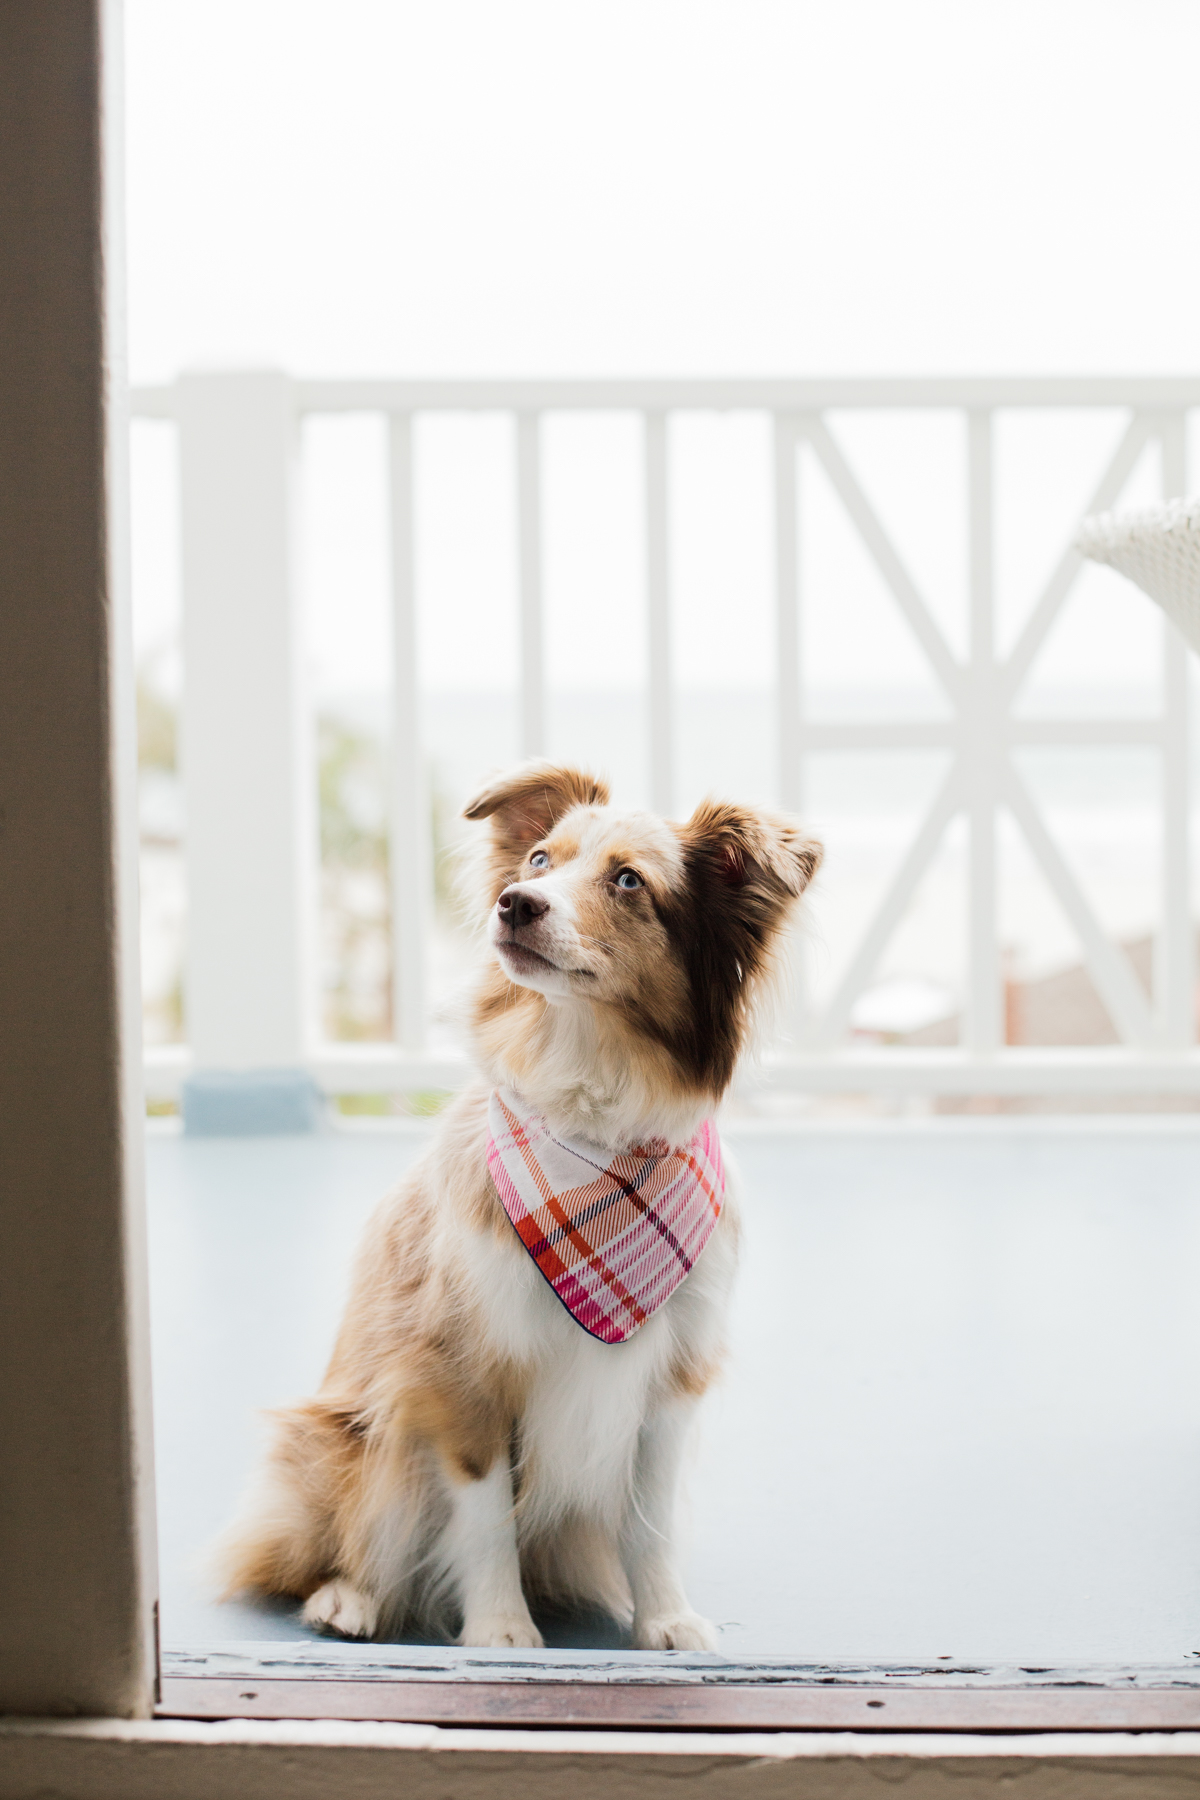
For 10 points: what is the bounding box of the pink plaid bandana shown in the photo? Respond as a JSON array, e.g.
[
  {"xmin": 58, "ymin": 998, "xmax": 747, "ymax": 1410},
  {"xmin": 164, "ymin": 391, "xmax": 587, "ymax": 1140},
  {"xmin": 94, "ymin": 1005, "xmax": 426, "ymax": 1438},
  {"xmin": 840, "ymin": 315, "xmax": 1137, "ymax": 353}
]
[{"xmin": 486, "ymin": 1086, "xmax": 724, "ymax": 1344}]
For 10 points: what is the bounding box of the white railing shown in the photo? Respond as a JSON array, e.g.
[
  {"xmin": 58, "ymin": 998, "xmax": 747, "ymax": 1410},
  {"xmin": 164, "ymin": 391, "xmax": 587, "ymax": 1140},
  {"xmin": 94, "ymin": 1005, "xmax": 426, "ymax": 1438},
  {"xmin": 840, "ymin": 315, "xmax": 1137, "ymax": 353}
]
[{"xmin": 135, "ymin": 374, "xmax": 1200, "ymax": 1102}]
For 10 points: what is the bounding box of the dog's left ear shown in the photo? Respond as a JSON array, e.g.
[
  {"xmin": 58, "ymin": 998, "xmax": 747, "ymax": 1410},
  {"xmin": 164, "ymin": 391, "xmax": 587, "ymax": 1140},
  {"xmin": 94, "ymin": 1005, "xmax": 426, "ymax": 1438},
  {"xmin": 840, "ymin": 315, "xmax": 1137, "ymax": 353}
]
[
  {"xmin": 681, "ymin": 800, "xmax": 822, "ymax": 907},
  {"xmin": 664, "ymin": 801, "xmax": 822, "ymax": 1095}
]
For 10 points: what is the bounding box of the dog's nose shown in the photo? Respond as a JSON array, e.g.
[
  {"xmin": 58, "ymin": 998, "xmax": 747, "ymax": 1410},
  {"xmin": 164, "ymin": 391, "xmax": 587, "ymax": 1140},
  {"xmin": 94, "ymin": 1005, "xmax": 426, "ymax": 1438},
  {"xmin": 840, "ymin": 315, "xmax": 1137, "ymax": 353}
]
[{"xmin": 497, "ymin": 885, "xmax": 550, "ymax": 930}]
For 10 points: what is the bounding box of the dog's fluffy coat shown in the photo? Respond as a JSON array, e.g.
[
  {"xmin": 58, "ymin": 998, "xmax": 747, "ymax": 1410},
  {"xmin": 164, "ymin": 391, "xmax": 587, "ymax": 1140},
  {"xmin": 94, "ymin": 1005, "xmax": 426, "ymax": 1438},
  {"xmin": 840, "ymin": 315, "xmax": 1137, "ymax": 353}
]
[{"xmin": 217, "ymin": 764, "xmax": 821, "ymax": 1647}]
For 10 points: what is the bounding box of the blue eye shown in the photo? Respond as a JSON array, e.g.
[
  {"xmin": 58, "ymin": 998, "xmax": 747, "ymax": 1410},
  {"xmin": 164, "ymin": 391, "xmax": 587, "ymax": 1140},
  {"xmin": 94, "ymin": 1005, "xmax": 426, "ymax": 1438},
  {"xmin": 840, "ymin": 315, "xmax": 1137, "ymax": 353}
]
[
  {"xmin": 615, "ymin": 869, "xmax": 643, "ymax": 891},
  {"xmin": 529, "ymin": 851, "xmax": 550, "ymax": 869}
]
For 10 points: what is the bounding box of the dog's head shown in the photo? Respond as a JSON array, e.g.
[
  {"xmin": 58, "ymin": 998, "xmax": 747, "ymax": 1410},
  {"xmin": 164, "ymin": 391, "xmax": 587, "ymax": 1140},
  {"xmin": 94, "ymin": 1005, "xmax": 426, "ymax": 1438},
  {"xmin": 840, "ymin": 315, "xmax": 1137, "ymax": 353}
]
[{"xmin": 463, "ymin": 762, "xmax": 822, "ymax": 1100}]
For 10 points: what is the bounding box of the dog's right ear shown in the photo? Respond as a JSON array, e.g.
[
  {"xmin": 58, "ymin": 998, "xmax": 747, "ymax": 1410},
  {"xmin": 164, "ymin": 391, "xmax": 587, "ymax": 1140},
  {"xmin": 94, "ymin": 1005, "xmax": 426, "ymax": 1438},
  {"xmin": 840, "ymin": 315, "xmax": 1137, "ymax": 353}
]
[{"xmin": 463, "ymin": 761, "xmax": 609, "ymax": 884}]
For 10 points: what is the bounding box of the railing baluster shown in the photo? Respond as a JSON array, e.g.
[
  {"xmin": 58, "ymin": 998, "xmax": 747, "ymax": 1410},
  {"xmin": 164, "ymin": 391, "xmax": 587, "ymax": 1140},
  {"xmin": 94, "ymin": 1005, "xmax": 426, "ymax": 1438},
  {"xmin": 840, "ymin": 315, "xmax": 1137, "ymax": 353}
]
[
  {"xmin": 966, "ymin": 408, "xmax": 1002, "ymax": 1052},
  {"xmin": 644, "ymin": 412, "xmax": 673, "ymax": 815},
  {"xmin": 801, "ymin": 413, "xmax": 962, "ymax": 705},
  {"xmin": 1158, "ymin": 413, "xmax": 1194, "ymax": 1047},
  {"xmin": 135, "ymin": 375, "xmax": 1200, "ymax": 1103},
  {"xmin": 774, "ymin": 414, "xmax": 802, "ymax": 813},
  {"xmin": 810, "ymin": 765, "xmax": 967, "ymax": 1048},
  {"xmin": 1004, "ymin": 766, "xmax": 1155, "ymax": 1046},
  {"xmin": 517, "ymin": 413, "xmax": 545, "ymax": 760},
  {"xmin": 1002, "ymin": 413, "xmax": 1154, "ymax": 701},
  {"xmin": 774, "ymin": 413, "xmax": 809, "ymax": 1038},
  {"xmin": 388, "ymin": 412, "xmax": 427, "ymax": 1053}
]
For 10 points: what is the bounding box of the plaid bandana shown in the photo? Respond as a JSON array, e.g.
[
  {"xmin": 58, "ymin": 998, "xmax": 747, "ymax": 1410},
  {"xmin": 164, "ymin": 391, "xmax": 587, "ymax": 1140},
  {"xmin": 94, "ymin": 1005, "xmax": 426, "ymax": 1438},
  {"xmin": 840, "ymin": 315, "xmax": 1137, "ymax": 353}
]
[{"xmin": 486, "ymin": 1086, "xmax": 724, "ymax": 1344}]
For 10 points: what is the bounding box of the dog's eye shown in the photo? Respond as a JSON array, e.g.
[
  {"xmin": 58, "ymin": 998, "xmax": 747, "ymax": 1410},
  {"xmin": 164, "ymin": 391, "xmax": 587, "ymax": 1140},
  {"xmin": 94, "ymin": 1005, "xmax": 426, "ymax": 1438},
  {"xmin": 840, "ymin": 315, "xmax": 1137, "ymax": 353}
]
[
  {"xmin": 615, "ymin": 869, "xmax": 643, "ymax": 891},
  {"xmin": 529, "ymin": 851, "xmax": 550, "ymax": 869}
]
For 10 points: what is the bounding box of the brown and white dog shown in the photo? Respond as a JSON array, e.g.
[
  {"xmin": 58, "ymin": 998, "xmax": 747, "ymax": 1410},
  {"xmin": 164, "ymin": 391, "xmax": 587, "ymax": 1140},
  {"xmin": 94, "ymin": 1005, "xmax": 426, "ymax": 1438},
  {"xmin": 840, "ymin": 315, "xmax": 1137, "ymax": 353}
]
[{"xmin": 217, "ymin": 763, "xmax": 821, "ymax": 1648}]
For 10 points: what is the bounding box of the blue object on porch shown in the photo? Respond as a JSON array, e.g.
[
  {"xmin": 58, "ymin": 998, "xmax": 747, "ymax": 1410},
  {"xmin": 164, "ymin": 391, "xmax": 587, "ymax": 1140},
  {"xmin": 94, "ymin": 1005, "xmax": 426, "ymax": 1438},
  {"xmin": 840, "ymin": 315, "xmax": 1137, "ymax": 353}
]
[{"xmin": 182, "ymin": 1068, "xmax": 325, "ymax": 1136}]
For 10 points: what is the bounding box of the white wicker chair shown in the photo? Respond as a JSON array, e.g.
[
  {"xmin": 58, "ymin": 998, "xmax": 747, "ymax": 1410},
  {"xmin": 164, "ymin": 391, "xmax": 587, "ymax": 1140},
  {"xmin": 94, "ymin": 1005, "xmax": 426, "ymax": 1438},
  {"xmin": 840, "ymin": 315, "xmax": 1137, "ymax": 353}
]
[{"xmin": 1078, "ymin": 497, "xmax": 1200, "ymax": 651}]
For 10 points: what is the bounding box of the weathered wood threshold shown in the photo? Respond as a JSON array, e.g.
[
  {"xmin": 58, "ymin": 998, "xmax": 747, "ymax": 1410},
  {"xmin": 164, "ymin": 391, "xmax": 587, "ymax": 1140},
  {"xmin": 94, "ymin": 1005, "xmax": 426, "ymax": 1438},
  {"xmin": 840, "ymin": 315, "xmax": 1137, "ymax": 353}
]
[
  {"xmin": 159, "ymin": 1651, "xmax": 1200, "ymax": 1731},
  {"xmin": 156, "ymin": 1676, "xmax": 1200, "ymax": 1730}
]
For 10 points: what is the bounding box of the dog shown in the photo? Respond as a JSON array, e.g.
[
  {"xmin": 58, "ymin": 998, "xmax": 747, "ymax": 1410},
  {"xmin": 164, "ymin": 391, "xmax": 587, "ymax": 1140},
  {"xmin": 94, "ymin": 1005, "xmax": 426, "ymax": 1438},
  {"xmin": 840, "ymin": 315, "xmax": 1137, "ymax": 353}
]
[{"xmin": 216, "ymin": 762, "xmax": 821, "ymax": 1647}]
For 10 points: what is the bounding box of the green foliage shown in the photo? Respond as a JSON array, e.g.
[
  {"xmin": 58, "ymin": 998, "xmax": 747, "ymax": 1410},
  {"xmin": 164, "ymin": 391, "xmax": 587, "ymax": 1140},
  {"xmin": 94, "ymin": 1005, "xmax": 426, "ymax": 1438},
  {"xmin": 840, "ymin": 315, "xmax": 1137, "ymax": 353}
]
[
  {"xmin": 318, "ymin": 716, "xmax": 388, "ymax": 872},
  {"xmin": 318, "ymin": 714, "xmax": 393, "ymax": 1043},
  {"xmin": 406, "ymin": 1088, "xmax": 452, "ymax": 1118},
  {"xmin": 429, "ymin": 774, "xmax": 460, "ymax": 915},
  {"xmin": 334, "ymin": 1092, "xmax": 392, "ymax": 1116},
  {"xmin": 334, "ymin": 1090, "xmax": 452, "ymax": 1119},
  {"xmin": 137, "ymin": 674, "xmax": 177, "ymax": 770}
]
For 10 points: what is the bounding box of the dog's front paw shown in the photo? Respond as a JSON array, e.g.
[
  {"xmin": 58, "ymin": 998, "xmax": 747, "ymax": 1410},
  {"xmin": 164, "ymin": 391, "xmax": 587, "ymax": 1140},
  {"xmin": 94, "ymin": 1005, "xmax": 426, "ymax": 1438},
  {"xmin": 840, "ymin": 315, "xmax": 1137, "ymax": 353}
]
[
  {"xmin": 303, "ymin": 1579, "xmax": 379, "ymax": 1640},
  {"xmin": 634, "ymin": 1611, "xmax": 719, "ymax": 1652},
  {"xmin": 460, "ymin": 1612, "xmax": 545, "ymax": 1649}
]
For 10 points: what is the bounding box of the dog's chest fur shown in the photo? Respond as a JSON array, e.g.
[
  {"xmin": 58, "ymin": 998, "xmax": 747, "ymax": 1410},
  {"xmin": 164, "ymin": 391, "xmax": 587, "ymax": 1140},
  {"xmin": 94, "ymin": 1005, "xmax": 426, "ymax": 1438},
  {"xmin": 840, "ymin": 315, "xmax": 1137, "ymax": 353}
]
[{"xmin": 450, "ymin": 1126, "xmax": 740, "ymax": 1534}]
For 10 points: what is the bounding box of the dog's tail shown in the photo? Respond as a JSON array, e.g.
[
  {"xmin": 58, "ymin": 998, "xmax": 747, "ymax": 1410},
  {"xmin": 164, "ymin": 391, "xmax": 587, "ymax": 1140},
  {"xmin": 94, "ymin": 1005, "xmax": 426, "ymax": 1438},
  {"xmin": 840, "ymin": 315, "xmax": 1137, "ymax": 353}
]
[{"xmin": 210, "ymin": 1399, "xmax": 359, "ymax": 1602}]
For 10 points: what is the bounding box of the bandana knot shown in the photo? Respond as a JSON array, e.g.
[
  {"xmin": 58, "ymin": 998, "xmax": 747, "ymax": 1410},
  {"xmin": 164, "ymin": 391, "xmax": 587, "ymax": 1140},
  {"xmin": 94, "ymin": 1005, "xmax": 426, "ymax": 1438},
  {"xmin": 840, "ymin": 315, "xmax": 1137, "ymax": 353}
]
[{"xmin": 486, "ymin": 1086, "xmax": 724, "ymax": 1344}]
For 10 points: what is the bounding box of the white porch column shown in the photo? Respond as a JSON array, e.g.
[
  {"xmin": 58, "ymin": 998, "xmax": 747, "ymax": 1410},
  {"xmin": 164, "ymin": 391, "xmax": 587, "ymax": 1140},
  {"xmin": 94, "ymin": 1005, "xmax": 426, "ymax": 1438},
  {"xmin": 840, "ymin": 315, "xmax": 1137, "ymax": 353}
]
[{"xmin": 176, "ymin": 371, "xmax": 314, "ymax": 1081}]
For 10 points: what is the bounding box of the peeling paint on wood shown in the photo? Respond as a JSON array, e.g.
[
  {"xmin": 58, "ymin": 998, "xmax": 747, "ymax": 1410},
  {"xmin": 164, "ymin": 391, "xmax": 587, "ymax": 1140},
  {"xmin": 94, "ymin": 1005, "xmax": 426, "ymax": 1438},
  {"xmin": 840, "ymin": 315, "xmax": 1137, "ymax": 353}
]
[
  {"xmin": 158, "ymin": 1647, "xmax": 1200, "ymax": 1731},
  {"xmin": 163, "ymin": 1643, "xmax": 1200, "ymax": 1687}
]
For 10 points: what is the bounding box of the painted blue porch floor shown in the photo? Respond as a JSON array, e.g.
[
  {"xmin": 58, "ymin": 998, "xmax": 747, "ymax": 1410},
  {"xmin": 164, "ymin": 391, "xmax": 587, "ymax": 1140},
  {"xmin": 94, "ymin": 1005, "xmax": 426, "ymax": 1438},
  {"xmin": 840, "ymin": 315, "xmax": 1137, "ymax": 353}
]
[{"xmin": 148, "ymin": 1117, "xmax": 1200, "ymax": 1664}]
